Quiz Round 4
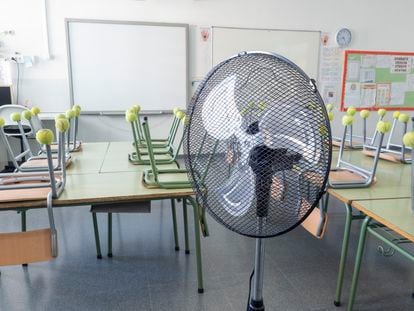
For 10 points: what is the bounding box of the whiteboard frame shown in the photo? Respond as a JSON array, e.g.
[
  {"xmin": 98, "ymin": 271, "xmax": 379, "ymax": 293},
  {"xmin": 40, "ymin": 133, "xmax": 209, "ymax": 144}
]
[
  {"xmin": 211, "ymin": 26, "xmax": 321, "ymax": 81},
  {"xmin": 65, "ymin": 18, "xmax": 189, "ymax": 115}
]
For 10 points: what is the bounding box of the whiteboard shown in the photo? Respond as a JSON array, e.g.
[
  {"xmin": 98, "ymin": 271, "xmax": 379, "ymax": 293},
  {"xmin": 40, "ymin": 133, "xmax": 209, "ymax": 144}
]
[
  {"xmin": 212, "ymin": 27, "xmax": 320, "ymax": 80},
  {"xmin": 66, "ymin": 19, "xmax": 189, "ymax": 113}
]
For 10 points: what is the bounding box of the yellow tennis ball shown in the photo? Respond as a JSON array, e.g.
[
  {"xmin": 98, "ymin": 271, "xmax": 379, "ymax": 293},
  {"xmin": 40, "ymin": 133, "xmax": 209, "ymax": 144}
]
[
  {"xmin": 73, "ymin": 108, "xmax": 81, "ymax": 117},
  {"xmin": 66, "ymin": 109, "xmax": 76, "ymax": 119},
  {"xmin": 360, "ymin": 109, "xmax": 370, "ymax": 119},
  {"xmin": 55, "ymin": 113, "xmax": 66, "ymax": 121},
  {"xmin": 31, "ymin": 107, "xmax": 41, "ymax": 116},
  {"xmin": 342, "ymin": 115, "xmax": 354, "ymax": 126},
  {"xmin": 398, "ymin": 113, "xmax": 410, "ymax": 123},
  {"xmin": 22, "ymin": 110, "xmax": 33, "ymax": 121},
  {"xmin": 174, "ymin": 107, "xmax": 181, "ymax": 116},
  {"xmin": 326, "ymin": 103, "xmax": 333, "ymax": 112},
  {"xmin": 73, "ymin": 105, "xmax": 81, "ymax": 113},
  {"xmin": 10, "ymin": 112, "xmax": 21, "ymax": 122},
  {"xmin": 0, "ymin": 117, "xmax": 5, "ymax": 127},
  {"xmin": 176, "ymin": 110, "xmax": 185, "ymax": 120},
  {"xmin": 393, "ymin": 111, "xmax": 401, "ymax": 119},
  {"xmin": 125, "ymin": 112, "xmax": 137, "ymax": 123},
  {"xmin": 130, "ymin": 104, "xmax": 141, "ymax": 114},
  {"xmin": 376, "ymin": 121, "xmax": 392, "ymax": 134},
  {"xmin": 328, "ymin": 111, "xmax": 334, "ymax": 121},
  {"xmin": 36, "ymin": 129, "xmax": 54, "ymax": 145},
  {"xmin": 378, "ymin": 109, "xmax": 386, "ymax": 117},
  {"xmin": 403, "ymin": 131, "xmax": 414, "ymax": 148},
  {"xmin": 55, "ymin": 118, "xmax": 70, "ymax": 133},
  {"xmin": 346, "ymin": 106, "xmax": 356, "ymax": 116}
]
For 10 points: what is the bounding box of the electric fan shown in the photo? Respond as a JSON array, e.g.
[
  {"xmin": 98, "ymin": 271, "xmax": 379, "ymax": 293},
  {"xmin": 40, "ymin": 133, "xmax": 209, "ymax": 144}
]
[{"xmin": 184, "ymin": 52, "xmax": 332, "ymax": 310}]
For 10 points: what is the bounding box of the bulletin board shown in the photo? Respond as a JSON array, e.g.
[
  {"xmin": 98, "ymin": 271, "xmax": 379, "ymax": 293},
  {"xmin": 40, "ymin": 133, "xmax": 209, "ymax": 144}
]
[{"xmin": 340, "ymin": 50, "xmax": 414, "ymax": 111}]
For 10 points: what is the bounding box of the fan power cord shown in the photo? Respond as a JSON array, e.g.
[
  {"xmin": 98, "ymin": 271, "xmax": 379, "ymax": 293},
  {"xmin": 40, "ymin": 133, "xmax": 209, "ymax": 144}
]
[{"xmin": 246, "ymin": 269, "xmax": 255, "ymax": 311}]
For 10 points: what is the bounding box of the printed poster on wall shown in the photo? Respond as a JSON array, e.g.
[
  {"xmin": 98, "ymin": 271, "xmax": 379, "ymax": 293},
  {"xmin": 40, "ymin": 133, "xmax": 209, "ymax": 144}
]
[{"xmin": 341, "ymin": 50, "xmax": 414, "ymax": 110}]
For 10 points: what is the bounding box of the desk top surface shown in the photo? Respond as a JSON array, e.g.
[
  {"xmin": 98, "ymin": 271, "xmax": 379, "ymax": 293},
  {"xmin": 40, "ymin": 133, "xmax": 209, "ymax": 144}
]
[
  {"xmin": 352, "ymin": 198, "xmax": 414, "ymax": 242},
  {"xmin": 0, "ymin": 142, "xmax": 192, "ymax": 209},
  {"xmin": 328, "ymin": 150, "xmax": 411, "ymax": 204}
]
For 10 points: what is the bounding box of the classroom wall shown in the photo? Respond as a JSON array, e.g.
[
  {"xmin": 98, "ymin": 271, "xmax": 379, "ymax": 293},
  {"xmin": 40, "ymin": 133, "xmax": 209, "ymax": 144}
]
[{"xmin": 1, "ymin": 0, "xmax": 414, "ymax": 165}]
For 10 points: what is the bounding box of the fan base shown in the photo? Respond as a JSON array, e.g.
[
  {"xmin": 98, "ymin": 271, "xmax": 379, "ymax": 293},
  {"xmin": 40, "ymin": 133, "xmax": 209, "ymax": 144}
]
[{"xmin": 247, "ymin": 299, "xmax": 264, "ymax": 311}]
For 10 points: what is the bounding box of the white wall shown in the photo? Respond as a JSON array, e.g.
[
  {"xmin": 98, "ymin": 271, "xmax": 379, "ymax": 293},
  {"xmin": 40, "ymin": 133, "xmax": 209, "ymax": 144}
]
[{"xmin": 1, "ymin": 0, "xmax": 414, "ymax": 165}]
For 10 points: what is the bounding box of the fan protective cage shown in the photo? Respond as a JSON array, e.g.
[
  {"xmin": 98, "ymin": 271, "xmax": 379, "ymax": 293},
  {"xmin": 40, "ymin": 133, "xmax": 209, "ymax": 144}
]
[{"xmin": 184, "ymin": 52, "xmax": 332, "ymax": 238}]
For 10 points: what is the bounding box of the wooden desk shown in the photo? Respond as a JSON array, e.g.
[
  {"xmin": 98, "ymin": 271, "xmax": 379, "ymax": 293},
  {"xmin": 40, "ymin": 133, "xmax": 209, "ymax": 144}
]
[
  {"xmin": 328, "ymin": 150, "xmax": 411, "ymax": 203},
  {"xmin": 0, "ymin": 142, "xmax": 204, "ymax": 293},
  {"xmin": 347, "ymin": 199, "xmax": 414, "ymax": 310},
  {"xmin": 329, "ymin": 149, "xmax": 411, "ymax": 307}
]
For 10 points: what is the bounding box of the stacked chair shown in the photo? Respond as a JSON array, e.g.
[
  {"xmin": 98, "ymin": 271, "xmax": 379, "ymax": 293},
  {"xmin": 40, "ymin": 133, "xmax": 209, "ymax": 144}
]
[
  {"xmin": 0, "ymin": 117, "xmax": 69, "ymax": 266},
  {"xmin": 302, "ymin": 111, "xmax": 391, "ymax": 239},
  {"xmin": 329, "ymin": 115, "xmax": 391, "ymax": 188},
  {"xmin": 128, "ymin": 105, "xmax": 184, "ymax": 165},
  {"xmin": 363, "ymin": 110, "xmax": 411, "ymax": 163},
  {"xmin": 0, "ymin": 105, "xmax": 80, "ymax": 172},
  {"xmin": 331, "ymin": 105, "xmax": 368, "ymax": 149},
  {"xmin": 90, "ymin": 107, "xmax": 205, "ymax": 259}
]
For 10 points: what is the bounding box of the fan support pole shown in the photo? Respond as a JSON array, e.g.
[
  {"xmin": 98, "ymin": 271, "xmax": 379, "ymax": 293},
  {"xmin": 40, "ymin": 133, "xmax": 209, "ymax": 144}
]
[{"xmin": 248, "ymin": 237, "xmax": 265, "ymax": 311}]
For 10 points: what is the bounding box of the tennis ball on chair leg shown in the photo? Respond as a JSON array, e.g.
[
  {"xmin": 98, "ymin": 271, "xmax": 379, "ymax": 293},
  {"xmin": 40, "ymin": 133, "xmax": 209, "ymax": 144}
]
[
  {"xmin": 66, "ymin": 109, "xmax": 76, "ymax": 119},
  {"xmin": 325, "ymin": 103, "xmax": 333, "ymax": 112},
  {"xmin": 376, "ymin": 121, "xmax": 392, "ymax": 134},
  {"xmin": 346, "ymin": 106, "xmax": 356, "ymax": 116},
  {"xmin": 10, "ymin": 113, "xmax": 21, "ymax": 122},
  {"xmin": 398, "ymin": 113, "xmax": 410, "ymax": 123},
  {"xmin": 393, "ymin": 111, "xmax": 401, "ymax": 119},
  {"xmin": 378, "ymin": 109, "xmax": 387, "ymax": 117},
  {"xmin": 56, "ymin": 118, "xmax": 70, "ymax": 133},
  {"xmin": 360, "ymin": 109, "xmax": 370, "ymax": 119},
  {"xmin": 342, "ymin": 115, "xmax": 354, "ymax": 126},
  {"xmin": 36, "ymin": 129, "xmax": 54, "ymax": 145},
  {"xmin": 0, "ymin": 117, "xmax": 5, "ymax": 127},
  {"xmin": 55, "ymin": 113, "xmax": 66, "ymax": 121},
  {"xmin": 125, "ymin": 112, "xmax": 137, "ymax": 123},
  {"xmin": 31, "ymin": 107, "xmax": 41, "ymax": 116},
  {"xmin": 328, "ymin": 111, "xmax": 334, "ymax": 121},
  {"xmin": 22, "ymin": 110, "xmax": 33, "ymax": 121},
  {"xmin": 403, "ymin": 132, "xmax": 414, "ymax": 148}
]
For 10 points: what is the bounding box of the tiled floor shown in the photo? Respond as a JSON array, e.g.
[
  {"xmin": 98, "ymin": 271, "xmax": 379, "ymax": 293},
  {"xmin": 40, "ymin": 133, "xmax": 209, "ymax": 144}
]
[{"xmin": 0, "ymin": 198, "xmax": 413, "ymax": 311}]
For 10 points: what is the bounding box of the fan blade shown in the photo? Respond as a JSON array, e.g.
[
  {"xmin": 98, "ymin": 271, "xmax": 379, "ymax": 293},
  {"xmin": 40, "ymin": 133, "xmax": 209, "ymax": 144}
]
[
  {"xmin": 202, "ymin": 75, "xmax": 242, "ymax": 140},
  {"xmin": 212, "ymin": 165, "xmax": 254, "ymax": 217},
  {"xmin": 260, "ymin": 106, "xmax": 320, "ymax": 164}
]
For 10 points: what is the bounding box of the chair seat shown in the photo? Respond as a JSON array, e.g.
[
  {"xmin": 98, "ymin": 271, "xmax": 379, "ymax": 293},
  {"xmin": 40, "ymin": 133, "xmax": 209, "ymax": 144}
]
[
  {"xmin": 0, "ymin": 174, "xmax": 60, "ymax": 203},
  {"xmin": 362, "ymin": 149, "xmax": 411, "ymax": 163},
  {"xmin": 329, "ymin": 169, "xmax": 367, "ymax": 183},
  {"xmin": 20, "ymin": 157, "xmax": 71, "ymax": 169},
  {"xmin": 0, "ymin": 229, "xmax": 53, "ymax": 266},
  {"xmin": 50, "ymin": 141, "xmax": 82, "ymax": 152}
]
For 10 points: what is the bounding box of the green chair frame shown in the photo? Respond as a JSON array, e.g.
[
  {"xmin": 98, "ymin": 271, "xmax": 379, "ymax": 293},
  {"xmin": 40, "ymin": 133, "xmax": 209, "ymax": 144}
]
[{"xmin": 129, "ymin": 117, "xmax": 183, "ymax": 166}]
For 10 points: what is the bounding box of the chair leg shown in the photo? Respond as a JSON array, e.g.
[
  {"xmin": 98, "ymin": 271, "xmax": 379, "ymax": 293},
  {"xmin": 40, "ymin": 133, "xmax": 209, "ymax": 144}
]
[
  {"xmin": 183, "ymin": 198, "xmax": 190, "ymax": 254},
  {"xmin": 92, "ymin": 213, "xmax": 102, "ymax": 259},
  {"xmin": 21, "ymin": 210, "xmax": 28, "ymax": 267},
  {"xmin": 108, "ymin": 213, "xmax": 113, "ymax": 257},
  {"xmin": 171, "ymin": 199, "xmax": 180, "ymax": 251},
  {"xmin": 187, "ymin": 196, "xmax": 204, "ymax": 293}
]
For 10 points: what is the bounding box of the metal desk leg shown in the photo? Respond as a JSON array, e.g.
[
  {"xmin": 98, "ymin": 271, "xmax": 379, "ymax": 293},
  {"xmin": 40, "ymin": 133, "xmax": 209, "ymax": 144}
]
[
  {"xmin": 21, "ymin": 210, "xmax": 28, "ymax": 267},
  {"xmin": 334, "ymin": 203, "xmax": 364, "ymax": 306},
  {"xmin": 108, "ymin": 213, "xmax": 113, "ymax": 257},
  {"xmin": 347, "ymin": 216, "xmax": 371, "ymax": 311},
  {"xmin": 92, "ymin": 213, "xmax": 102, "ymax": 259},
  {"xmin": 171, "ymin": 199, "xmax": 180, "ymax": 251},
  {"xmin": 183, "ymin": 198, "xmax": 190, "ymax": 254},
  {"xmin": 187, "ymin": 196, "xmax": 204, "ymax": 293}
]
